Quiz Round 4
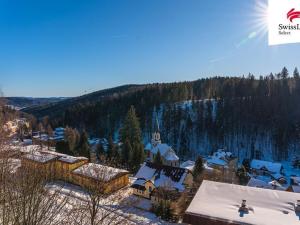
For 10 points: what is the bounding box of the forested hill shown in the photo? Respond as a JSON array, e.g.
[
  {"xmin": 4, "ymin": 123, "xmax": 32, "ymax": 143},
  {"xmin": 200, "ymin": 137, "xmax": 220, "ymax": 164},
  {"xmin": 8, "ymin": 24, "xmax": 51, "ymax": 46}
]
[
  {"xmin": 5, "ymin": 97, "xmax": 68, "ymax": 109},
  {"xmin": 24, "ymin": 69, "xmax": 300, "ymax": 161}
]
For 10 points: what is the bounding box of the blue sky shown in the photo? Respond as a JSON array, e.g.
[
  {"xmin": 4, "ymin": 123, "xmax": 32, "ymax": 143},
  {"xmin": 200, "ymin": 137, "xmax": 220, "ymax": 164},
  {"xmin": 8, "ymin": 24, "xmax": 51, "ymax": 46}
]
[{"xmin": 1, "ymin": 0, "xmax": 300, "ymax": 97}]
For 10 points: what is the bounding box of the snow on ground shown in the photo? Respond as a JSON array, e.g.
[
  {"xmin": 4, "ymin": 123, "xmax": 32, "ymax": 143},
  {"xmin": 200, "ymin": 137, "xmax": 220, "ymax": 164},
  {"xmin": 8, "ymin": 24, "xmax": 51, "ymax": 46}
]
[{"xmin": 46, "ymin": 182, "xmax": 174, "ymax": 225}]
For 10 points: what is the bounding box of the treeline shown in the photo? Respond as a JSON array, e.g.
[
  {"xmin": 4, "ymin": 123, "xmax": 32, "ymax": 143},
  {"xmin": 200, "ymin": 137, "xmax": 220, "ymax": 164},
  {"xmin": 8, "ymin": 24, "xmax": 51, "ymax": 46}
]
[{"xmin": 26, "ymin": 68, "xmax": 300, "ymax": 160}]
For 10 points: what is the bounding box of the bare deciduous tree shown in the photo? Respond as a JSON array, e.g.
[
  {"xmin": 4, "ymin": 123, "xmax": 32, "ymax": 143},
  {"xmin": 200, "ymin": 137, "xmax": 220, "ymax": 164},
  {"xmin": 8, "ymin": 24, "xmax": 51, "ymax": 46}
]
[{"xmin": 69, "ymin": 167, "xmax": 135, "ymax": 225}]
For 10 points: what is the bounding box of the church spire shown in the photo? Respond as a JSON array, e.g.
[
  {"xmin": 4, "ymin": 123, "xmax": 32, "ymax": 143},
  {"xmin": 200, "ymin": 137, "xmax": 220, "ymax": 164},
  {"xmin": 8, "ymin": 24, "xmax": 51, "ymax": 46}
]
[
  {"xmin": 155, "ymin": 115, "xmax": 160, "ymax": 133},
  {"xmin": 151, "ymin": 113, "xmax": 161, "ymax": 146}
]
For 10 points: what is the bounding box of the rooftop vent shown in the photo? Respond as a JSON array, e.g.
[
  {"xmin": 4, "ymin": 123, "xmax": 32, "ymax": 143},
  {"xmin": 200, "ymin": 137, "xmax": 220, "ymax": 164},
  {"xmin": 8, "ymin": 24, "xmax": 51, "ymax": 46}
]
[
  {"xmin": 239, "ymin": 200, "xmax": 249, "ymax": 213},
  {"xmin": 295, "ymin": 200, "xmax": 300, "ymax": 213}
]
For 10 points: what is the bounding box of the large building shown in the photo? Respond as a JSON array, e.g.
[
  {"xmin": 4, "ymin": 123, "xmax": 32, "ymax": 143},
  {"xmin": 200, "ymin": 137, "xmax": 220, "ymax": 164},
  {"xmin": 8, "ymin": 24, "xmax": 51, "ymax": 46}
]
[
  {"xmin": 21, "ymin": 150, "xmax": 129, "ymax": 194},
  {"xmin": 145, "ymin": 121, "xmax": 179, "ymax": 167},
  {"xmin": 184, "ymin": 180, "xmax": 300, "ymax": 225},
  {"xmin": 131, "ymin": 162, "xmax": 193, "ymax": 199},
  {"xmin": 72, "ymin": 163, "xmax": 129, "ymax": 193}
]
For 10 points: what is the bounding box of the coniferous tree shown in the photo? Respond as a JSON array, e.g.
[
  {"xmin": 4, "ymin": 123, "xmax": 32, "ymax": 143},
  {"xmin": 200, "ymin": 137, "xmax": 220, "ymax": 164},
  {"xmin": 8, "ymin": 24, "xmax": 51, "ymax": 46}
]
[
  {"xmin": 193, "ymin": 156, "xmax": 204, "ymax": 178},
  {"xmin": 76, "ymin": 131, "xmax": 90, "ymax": 159},
  {"xmin": 281, "ymin": 67, "xmax": 289, "ymax": 79},
  {"xmin": 56, "ymin": 141, "xmax": 72, "ymax": 155},
  {"xmin": 107, "ymin": 136, "xmax": 115, "ymax": 159},
  {"xmin": 96, "ymin": 143, "xmax": 105, "ymax": 161},
  {"xmin": 121, "ymin": 106, "xmax": 144, "ymax": 171},
  {"xmin": 122, "ymin": 139, "xmax": 132, "ymax": 167},
  {"xmin": 293, "ymin": 67, "xmax": 300, "ymax": 79},
  {"xmin": 107, "ymin": 136, "xmax": 121, "ymax": 166},
  {"xmin": 154, "ymin": 150, "xmax": 163, "ymax": 165}
]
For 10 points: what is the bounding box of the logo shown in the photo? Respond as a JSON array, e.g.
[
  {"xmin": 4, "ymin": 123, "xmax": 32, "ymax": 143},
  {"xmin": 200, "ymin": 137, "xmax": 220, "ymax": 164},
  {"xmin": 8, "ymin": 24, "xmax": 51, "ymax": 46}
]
[
  {"xmin": 287, "ymin": 8, "xmax": 300, "ymax": 22},
  {"xmin": 269, "ymin": 0, "xmax": 300, "ymax": 45}
]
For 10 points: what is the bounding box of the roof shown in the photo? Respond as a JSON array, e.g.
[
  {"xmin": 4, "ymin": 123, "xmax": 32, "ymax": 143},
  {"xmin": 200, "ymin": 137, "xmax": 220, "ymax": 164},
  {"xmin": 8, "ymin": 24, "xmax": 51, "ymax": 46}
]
[
  {"xmin": 151, "ymin": 143, "xmax": 171, "ymax": 155},
  {"xmin": 247, "ymin": 178, "xmax": 286, "ymax": 191},
  {"xmin": 72, "ymin": 163, "xmax": 129, "ymax": 182},
  {"xmin": 291, "ymin": 176, "xmax": 300, "ymax": 185},
  {"xmin": 180, "ymin": 160, "xmax": 195, "ymax": 171},
  {"xmin": 131, "ymin": 178, "xmax": 147, "ymax": 191},
  {"xmin": 58, "ymin": 155, "xmax": 87, "ymax": 163},
  {"xmin": 185, "ymin": 180, "xmax": 300, "ymax": 225},
  {"xmin": 22, "ymin": 149, "xmax": 88, "ymax": 164},
  {"xmin": 291, "ymin": 185, "xmax": 300, "ymax": 193},
  {"xmin": 164, "ymin": 150, "xmax": 179, "ymax": 161},
  {"xmin": 206, "ymin": 149, "xmax": 234, "ymax": 167},
  {"xmin": 134, "ymin": 162, "xmax": 189, "ymax": 191},
  {"xmin": 23, "ymin": 152, "xmax": 58, "ymax": 163},
  {"xmin": 250, "ymin": 159, "xmax": 282, "ymax": 174},
  {"xmin": 145, "ymin": 143, "xmax": 179, "ymax": 162}
]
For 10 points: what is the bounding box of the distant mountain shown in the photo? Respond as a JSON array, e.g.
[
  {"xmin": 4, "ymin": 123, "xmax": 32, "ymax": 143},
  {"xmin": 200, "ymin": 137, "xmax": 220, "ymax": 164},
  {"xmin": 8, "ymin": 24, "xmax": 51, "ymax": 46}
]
[
  {"xmin": 5, "ymin": 97, "xmax": 69, "ymax": 109},
  {"xmin": 23, "ymin": 75, "xmax": 300, "ymax": 161},
  {"xmin": 22, "ymin": 84, "xmax": 143, "ymax": 117}
]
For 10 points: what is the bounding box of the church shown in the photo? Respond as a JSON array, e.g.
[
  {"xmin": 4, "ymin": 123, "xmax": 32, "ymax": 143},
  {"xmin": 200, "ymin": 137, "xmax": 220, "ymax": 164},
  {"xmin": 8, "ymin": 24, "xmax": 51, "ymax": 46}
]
[{"xmin": 145, "ymin": 120, "xmax": 179, "ymax": 167}]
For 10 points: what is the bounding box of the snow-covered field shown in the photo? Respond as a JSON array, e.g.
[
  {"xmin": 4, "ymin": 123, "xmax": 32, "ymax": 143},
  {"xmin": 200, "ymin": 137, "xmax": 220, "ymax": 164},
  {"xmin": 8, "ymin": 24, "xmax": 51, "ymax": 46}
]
[{"xmin": 46, "ymin": 182, "xmax": 174, "ymax": 225}]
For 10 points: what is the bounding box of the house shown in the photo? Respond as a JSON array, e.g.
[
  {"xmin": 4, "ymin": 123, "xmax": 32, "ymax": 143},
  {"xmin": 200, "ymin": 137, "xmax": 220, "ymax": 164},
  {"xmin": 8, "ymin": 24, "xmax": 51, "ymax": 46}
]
[
  {"xmin": 72, "ymin": 163, "xmax": 129, "ymax": 193},
  {"xmin": 287, "ymin": 176, "xmax": 300, "ymax": 193},
  {"xmin": 144, "ymin": 121, "xmax": 179, "ymax": 167},
  {"xmin": 21, "ymin": 149, "xmax": 128, "ymax": 194},
  {"xmin": 180, "ymin": 160, "xmax": 195, "ymax": 171},
  {"xmin": 21, "ymin": 151, "xmax": 58, "ymax": 179},
  {"xmin": 250, "ymin": 159, "xmax": 285, "ymax": 183},
  {"xmin": 247, "ymin": 177, "xmax": 287, "ymax": 191},
  {"xmin": 184, "ymin": 180, "xmax": 300, "ymax": 225},
  {"xmin": 131, "ymin": 162, "xmax": 193, "ymax": 200},
  {"xmin": 206, "ymin": 149, "xmax": 237, "ymax": 170}
]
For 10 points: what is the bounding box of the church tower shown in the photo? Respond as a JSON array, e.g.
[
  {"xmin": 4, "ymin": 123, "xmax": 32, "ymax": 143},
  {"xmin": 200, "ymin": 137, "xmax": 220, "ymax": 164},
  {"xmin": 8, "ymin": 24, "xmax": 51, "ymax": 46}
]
[{"xmin": 151, "ymin": 116, "xmax": 161, "ymax": 147}]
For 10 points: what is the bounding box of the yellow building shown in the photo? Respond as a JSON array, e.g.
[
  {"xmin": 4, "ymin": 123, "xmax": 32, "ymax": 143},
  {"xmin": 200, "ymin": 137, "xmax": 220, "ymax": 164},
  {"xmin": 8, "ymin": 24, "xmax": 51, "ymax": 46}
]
[
  {"xmin": 72, "ymin": 163, "xmax": 129, "ymax": 194},
  {"xmin": 21, "ymin": 150, "xmax": 129, "ymax": 194},
  {"xmin": 21, "ymin": 151, "xmax": 58, "ymax": 179}
]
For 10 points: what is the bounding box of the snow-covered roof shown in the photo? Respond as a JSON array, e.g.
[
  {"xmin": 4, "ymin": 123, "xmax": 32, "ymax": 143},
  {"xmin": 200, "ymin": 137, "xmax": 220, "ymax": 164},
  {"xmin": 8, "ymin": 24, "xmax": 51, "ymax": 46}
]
[
  {"xmin": 291, "ymin": 185, "xmax": 300, "ymax": 193},
  {"xmin": 22, "ymin": 148, "xmax": 87, "ymax": 164},
  {"xmin": 23, "ymin": 152, "xmax": 58, "ymax": 163},
  {"xmin": 206, "ymin": 149, "xmax": 234, "ymax": 167},
  {"xmin": 73, "ymin": 163, "xmax": 129, "ymax": 182},
  {"xmin": 251, "ymin": 159, "xmax": 282, "ymax": 174},
  {"xmin": 291, "ymin": 176, "xmax": 300, "ymax": 185},
  {"xmin": 145, "ymin": 143, "xmax": 152, "ymax": 151},
  {"xmin": 164, "ymin": 150, "xmax": 179, "ymax": 161},
  {"xmin": 247, "ymin": 178, "xmax": 286, "ymax": 191},
  {"xmin": 55, "ymin": 127, "xmax": 65, "ymax": 132},
  {"xmin": 135, "ymin": 163, "xmax": 157, "ymax": 180},
  {"xmin": 180, "ymin": 160, "xmax": 195, "ymax": 171},
  {"xmin": 185, "ymin": 180, "xmax": 300, "ymax": 225},
  {"xmin": 58, "ymin": 156, "xmax": 86, "ymax": 163},
  {"xmin": 133, "ymin": 162, "xmax": 189, "ymax": 191},
  {"xmin": 151, "ymin": 143, "xmax": 171, "ymax": 155},
  {"xmin": 145, "ymin": 142, "xmax": 179, "ymax": 162},
  {"xmin": 213, "ymin": 149, "xmax": 232, "ymax": 158}
]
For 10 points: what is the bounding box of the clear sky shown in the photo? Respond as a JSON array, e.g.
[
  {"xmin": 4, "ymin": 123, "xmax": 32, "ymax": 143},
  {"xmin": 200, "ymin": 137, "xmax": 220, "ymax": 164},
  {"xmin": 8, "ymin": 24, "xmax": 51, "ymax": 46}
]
[{"xmin": 1, "ymin": 0, "xmax": 300, "ymax": 97}]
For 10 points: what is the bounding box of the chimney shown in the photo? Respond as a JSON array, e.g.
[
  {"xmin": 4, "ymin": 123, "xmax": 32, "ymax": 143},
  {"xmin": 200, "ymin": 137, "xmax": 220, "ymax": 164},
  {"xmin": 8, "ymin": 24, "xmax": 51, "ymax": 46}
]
[
  {"xmin": 239, "ymin": 199, "xmax": 249, "ymax": 213},
  {"xmin": 295, "ymin": 200, "xmax": 300, "ymax": 213}
]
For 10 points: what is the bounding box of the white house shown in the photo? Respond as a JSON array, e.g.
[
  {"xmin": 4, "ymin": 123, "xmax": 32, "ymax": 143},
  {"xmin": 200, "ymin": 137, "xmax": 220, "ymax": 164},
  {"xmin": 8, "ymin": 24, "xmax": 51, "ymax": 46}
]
[
  {"xmin": 184, "ymin": 180, "xmax": 300, "ymax": 225},
  {"xmin": 131, "ymin": 162, "xmax": 193, "ymax": 199},
  {"xmin": 145, "ymin": 122, "xmax": 179, "ymax": 167},
  {"xmin": 206, "ymin": 149, "xmax": 237, "ymax": 169},
  {"xmin": 250, "ymin": 159, "xmax": 285, "ymax": 184}
]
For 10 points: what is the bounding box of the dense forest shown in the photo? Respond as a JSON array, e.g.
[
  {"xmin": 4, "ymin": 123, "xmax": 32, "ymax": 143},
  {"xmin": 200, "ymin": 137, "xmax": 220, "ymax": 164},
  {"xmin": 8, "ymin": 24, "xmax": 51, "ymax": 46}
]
[{"xmin": 24, "ymin": 67, "xmax": 300, "ymax": 161}]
